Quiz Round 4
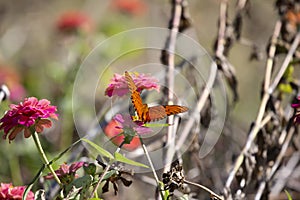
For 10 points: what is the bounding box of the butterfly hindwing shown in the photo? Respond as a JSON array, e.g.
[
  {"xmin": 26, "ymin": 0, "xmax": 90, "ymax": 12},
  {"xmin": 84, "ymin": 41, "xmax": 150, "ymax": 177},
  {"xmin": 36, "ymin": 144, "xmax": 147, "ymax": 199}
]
[
  {"xmin": 148, "ymin": 105, "xmax": 188, "ymax": 122},
  {"xmin": 148, "ymin": 105, "xmax": 167, "ymax": 122}
]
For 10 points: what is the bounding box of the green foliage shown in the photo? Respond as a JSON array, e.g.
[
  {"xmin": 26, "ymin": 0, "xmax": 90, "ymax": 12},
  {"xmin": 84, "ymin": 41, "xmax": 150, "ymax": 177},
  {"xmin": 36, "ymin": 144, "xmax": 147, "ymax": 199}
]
[
  {"xmin": 122, "ymin": 127, "xmax": 136, "ymax": 144},
  {"xmin": 81, "ymin": 138, "xmax": 114, "ymax": 160},
  {"xmin": 285, "ymin": 190, "xmax": 293, "ymax": 200},
  {"xmin": 114, "ymin": 152, "xmax": 149, "ymax": 168},
  {"xmin": 81, "ymin": 138, "xmax": 148, "ymax": 168},
  {"xmin": 23, "ymin": 184, "xmax": 34, "ymax": 200},
  {"xmin": 64, "ymin": 175, "xmax": 93, "ymax": 200},
  {"xmin": 283, "ymin": 65, "xmax": 294, "ymax": 82},
  {"xmin": 279, "ymin": 83, "xmax": 293, "ymax": 94},
  {"xmin": 23, "ymin": 165, "xmax": 45, "ymax": 200},
  {"xmin": 83, "ymin": 163, "xmax": 97, "ymax": 176}
]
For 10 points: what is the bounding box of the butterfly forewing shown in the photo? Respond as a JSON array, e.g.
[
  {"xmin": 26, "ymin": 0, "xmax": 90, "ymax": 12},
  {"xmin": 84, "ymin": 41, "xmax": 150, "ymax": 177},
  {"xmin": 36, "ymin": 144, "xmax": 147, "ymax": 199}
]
[
  {"xmin": 125, "ymin": 71, "xmax": 147, "ymax": 119},
  {"xmin": 164, "ymin": 105, "xmax": 189, "ymax": 115},
  {"xmin": 125, "ymin": 71, "xmax": 137, "ymax": 92}
]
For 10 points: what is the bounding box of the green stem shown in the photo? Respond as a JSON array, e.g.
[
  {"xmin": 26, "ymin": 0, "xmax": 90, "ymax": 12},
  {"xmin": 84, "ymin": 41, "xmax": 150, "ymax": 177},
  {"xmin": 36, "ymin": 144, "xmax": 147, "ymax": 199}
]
[
  {"xmin": 138, "ymin": 135, "xmax": 165, "ymax": 199},
  {"xmin": 32, "ymin": 131, "xmax": 62, "ymax": 186},
  {"xmin": 89, "ymin": 146, "xmax": 122, "ymax": 199}
]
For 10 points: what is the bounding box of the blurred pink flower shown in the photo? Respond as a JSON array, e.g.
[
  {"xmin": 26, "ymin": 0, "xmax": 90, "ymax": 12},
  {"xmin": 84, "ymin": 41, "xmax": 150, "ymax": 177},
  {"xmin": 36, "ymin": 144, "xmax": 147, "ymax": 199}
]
[
  {"xmin": 44, "ymin": 162, "xmax": 84, "ymax": 184},
  {"xmin": 112, "ymin": 0, "xmax": 147, "ymax": 15},
  {"xmin": 0, "ymin": 183, "xmax": 34, "ymax": 200},
  {"xmin": 114, "ymin": 113, "xmax": 152, "ymax": 134},
  {"xmin": 292, "ymin": 96, "xmax": 300, "ymax": 124},
  {"xmin": 0, "ymin": 97, "xmax": 58, "ymax": 142},
  {"xmin": 105, "ymin": 72, "xmax": 160, "ymax": 97},
  {"xmin": 104, "ymin": 114, "xmax": 152, "ymax": 151},
  {"xmin": 0, "ymin": 66, "xmax": 26, "ymax": 102},
  {"xmin": 56, "ymin": 11, "xmax": 92, "ymax": 34}
]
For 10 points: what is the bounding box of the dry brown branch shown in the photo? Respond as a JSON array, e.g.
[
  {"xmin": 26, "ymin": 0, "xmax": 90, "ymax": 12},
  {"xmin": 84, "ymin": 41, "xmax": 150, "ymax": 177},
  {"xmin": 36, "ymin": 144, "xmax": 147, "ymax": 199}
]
[
  {"xmin": 224, "ymin": 21, "xmax": 282, "ymax": 194},
  {"xmin": 161, "ymin": 0, "xmax": 186, "ymax": 174}
]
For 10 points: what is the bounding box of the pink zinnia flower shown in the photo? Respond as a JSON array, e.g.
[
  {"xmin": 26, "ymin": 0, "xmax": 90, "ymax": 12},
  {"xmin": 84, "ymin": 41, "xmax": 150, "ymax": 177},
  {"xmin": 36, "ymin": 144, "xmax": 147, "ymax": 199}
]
[
  {"xmin": 0, "ymin": 97, "xmax": 58, "ymax": 142},
  {"xmin": 0, "ymin": 183, "xmax": 34, "ymax": 200},
  {"xmin": 105, "ymin": 72, "xmax": 160, "ymax": 97},
  {"xmin": 44, "ymin": 162, "xmax": 84, "ymax": 184},
  {"xmin": 112, "ymin": 0, "xmax": 147, "ymax": 16},
  {"xmin": 114, "ymin": 114, "xmax": 152, "ymax": 134},
  {"xmin": 56, "ymin": 11, "xmax": 92, "ymax": 34},
  {"xmin": 104, "ymin": 114, "xmax": 152, "ymax": 151},
  {"xmin": 292, "ymin": 96, "xmax": 300, "ymax": 124}
]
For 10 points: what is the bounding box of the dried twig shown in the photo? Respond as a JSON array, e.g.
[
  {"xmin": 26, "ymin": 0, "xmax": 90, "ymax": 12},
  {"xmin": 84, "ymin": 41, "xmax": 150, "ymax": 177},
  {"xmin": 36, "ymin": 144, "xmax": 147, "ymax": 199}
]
[
  {"xmin": 214, "ymin": 0, "xmax": 237, "ymax": 102},
  {"xmin": 255, "ymin": 125, "xmax": 295, "ymax": 199},
  {"xmin": 269, "ymin": 32, "xmax": 300, "ymax": 93},
  {"xmin": 184, "ymin": 179, "xmax": 224, "ymax": 200},
  {"xmin": 176, "ymin": 62, "xmax": 218, "ymax": 151},
  {"xmin": 270, "ymin": 151, "xmax": 300, "ymax": 195},
  {"xmin": 224, "ymin": 19, "xmax": 300, "ymax": 198},
  {"xmin": 224, "ymin": 21, "xmax": 282, "ymax": 192},
  {"xmin": 161, "ymin": 0, "xmax": 188, "ymax": 172}
]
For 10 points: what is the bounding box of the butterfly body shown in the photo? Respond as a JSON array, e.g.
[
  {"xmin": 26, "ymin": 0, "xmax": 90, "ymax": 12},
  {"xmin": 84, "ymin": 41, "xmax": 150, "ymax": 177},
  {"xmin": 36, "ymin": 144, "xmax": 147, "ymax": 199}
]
[{"xmin": 125, "ymin": 71, "xmax": 188, "ymax": 123}]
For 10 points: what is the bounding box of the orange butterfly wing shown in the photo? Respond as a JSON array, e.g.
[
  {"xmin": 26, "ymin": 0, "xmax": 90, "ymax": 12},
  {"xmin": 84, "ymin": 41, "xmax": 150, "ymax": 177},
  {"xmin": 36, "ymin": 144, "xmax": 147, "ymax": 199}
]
[
  {"xmin": 125, "ymin": 71, "xmax": 149, "ymax": 121},
  {"xmin": 125, "ymin": 71, "xmax": 188, "ymax": 123},
  {"xmin": 148, "ymin": 105, "xmax": 188, "ymax": 122}
]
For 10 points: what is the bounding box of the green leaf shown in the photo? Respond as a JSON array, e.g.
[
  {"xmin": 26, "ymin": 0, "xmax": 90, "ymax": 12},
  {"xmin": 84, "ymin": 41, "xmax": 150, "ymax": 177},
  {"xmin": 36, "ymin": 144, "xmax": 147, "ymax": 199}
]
[
  {"xmin": 23, "ymin": 184, "xmax": 34, "ymax": 200},
  {"xmin": 163, "ymin": 189, "xmax": 170, "ymax": 200},
  {"xmin": 114, "ymin": 152, "xmax": 149, "ymax": 168},
  {"xmin": 65, "ymin": 175, "xmax": 93, "ymax": 195},
  {"xmin": 285, "ymin": 190, "xmax": 293, "ymax": 200},
  {"xmin": 23, "ymin": 165, "xmax": 45, "ymax": 200},
  {"xmin": 283, "ymin": 65, "xmax": 294, "ymax": 82},
  {"xmin": 83, "ymin": 163, "xmax": 97, "ymax": 176},
  {"xmin": 102, "ymin": 169, "xmax": 118, "ymax": 181},
  {"xmin": 143, "ymin": 123, "xmax": 170, "ymax": 127},
  {"xmin": 81, "ymin": 138, "xmax": 114, "ymax": 159},
  {"xmin": 51, "ymin": 139, "xmax": 81, "ymax": 163},
  {"xmin": 123, "ymin": 128, "xmax": 136, "ymax": 144},
  {"xmin": 279, "ymin": 83, "xmax": 293, "ymax": 94}
]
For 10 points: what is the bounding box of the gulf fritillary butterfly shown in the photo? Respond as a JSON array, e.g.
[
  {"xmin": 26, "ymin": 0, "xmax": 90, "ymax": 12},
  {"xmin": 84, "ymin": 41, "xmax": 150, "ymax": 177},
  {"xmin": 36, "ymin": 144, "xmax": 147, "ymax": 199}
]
[{"xmin": 125, "ymin": 71, "xmax": 188, "ymax": 123}]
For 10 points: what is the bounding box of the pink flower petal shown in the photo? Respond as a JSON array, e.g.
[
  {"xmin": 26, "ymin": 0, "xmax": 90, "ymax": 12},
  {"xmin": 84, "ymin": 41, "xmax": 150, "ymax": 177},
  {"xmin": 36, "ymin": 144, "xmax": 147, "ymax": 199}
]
[
  {"xmin": 105, "ymin": 72, "xmax": 160, "ymax": 97},
  {"xmin": 69, "ymin": 161, "xmax": 85, "ymax": 173},
  {"xmin": 0, "ymin": 183, "xmax": 34, "ymax": 200},
  {"xmin": 24, "ymin": 128, "xmax": 31, "ymax": 138},
  {"xmin": 0, "ymin": 97, "xmax": 58, "ymax": 142},
  {"xmin": 44, "ymin": 162, "xmax": 84, "ymax": 181},
  {"xmin": 8, "ymin": 126, "xmax": 24, "ymax": 141},
  {"xmin": 35, "ymin": 119, "xmax": 52, "ymax": 133}
]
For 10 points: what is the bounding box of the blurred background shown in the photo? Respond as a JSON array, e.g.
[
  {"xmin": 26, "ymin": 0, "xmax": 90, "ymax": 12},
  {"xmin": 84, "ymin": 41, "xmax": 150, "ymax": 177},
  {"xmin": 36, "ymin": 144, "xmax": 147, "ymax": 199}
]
[{"xmin": 0, "ymin": 0, "xmax": 281, "ymax": 199}]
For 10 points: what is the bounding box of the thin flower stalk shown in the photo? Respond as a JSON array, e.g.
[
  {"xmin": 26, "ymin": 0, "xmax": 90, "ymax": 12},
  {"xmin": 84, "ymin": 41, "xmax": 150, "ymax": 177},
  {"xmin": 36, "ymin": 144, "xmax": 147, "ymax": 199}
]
[
  {"xmin": 89, "ymin": 147, "xmax": 121, "ymax": 199},
  {"xmin": 138, "ymin": 135, "xmax": 164, "ymax": 199},
  {"xmin": 32, "ymin": 131, "xmax": 62, "ymax": 186}
]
